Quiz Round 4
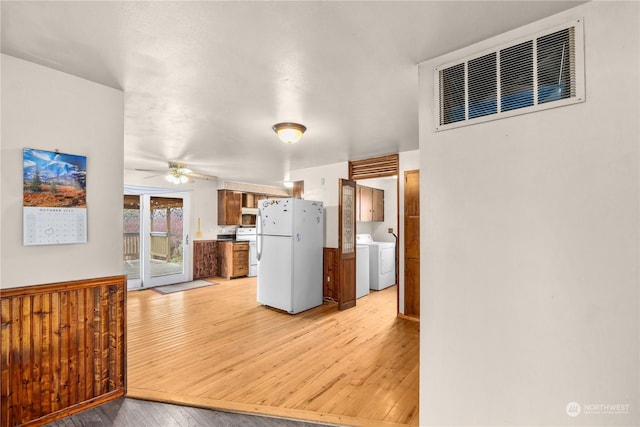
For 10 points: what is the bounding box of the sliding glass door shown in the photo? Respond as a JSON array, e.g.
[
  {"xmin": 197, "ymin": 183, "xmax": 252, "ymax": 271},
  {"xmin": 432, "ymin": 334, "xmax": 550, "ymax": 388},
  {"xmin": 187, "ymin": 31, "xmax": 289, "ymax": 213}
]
[{"xmin": 123, "ymin": 191, "xmax": 190, "ymax": 289}]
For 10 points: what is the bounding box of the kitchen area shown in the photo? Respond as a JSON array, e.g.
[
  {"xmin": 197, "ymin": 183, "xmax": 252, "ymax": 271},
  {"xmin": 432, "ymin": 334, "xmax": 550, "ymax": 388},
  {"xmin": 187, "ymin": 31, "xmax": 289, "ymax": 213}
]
[
  {"xmin": 193, "ymin": 188, "xmax": 279, "ymax": 281},
  {"xmin": 193, "ymin": 186, "xmax": 326, "ymax": 314},
  {"xmin": 193, "ymin": 177, "xmax": 396, "ymax": 314}
]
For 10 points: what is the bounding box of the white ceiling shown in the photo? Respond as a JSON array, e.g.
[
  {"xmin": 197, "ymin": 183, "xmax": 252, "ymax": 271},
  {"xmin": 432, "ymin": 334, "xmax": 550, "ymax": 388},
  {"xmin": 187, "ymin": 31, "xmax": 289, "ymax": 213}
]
[{"xmin": 1, "ymin": 1, "xmax": 585, "ymax": 188}]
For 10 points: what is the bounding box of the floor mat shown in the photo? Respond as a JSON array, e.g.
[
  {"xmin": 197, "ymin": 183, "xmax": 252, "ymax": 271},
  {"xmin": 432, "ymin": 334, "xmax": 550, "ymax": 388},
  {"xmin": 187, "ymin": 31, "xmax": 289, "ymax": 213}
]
[{"xmin": 152, "ymin": 279, "xmax": 217, "ymax": 294}]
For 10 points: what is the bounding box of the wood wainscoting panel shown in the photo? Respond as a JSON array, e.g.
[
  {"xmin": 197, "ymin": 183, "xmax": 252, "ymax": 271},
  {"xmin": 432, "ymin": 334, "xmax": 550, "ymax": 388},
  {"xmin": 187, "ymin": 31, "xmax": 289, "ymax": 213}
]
[
  {"xmin": 1, "ymin": 275, "xmax": 126, "ymax": 427},
  {"xmin": 322, "ymin": 247, "xmax": 338, "ymax": 301}
]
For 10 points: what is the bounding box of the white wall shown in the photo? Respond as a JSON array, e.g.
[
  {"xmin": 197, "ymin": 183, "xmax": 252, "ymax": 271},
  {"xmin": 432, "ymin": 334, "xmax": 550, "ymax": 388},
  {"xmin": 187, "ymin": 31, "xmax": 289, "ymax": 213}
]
[
  {"xmin": 289, "ymin": 161, "xmax": 349, "ymax": 248},
  {"xmin": 1, "ymin": 55, "xmax": 124, "ymax": 288},
  {"xmin": 124, "ymin": 169, "xmax": 219, "ymax": 239},
  {"xmin": 419, "ymin": 2, "xmax": 639, "ymax": 426}
]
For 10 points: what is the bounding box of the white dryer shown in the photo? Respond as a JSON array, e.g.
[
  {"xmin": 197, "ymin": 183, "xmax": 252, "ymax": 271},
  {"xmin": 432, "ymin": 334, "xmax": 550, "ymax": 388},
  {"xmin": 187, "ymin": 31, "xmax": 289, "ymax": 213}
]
[{"xmin": 356, "ymin": 234, "xmax": 396, "ymax": 290}]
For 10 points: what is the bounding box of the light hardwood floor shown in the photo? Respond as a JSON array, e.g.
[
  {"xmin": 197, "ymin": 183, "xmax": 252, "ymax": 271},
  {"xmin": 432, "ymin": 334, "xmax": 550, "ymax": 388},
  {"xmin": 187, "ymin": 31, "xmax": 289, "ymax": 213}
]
[{"xmin": 127, "ymin": 277, "xmax": 419, "ymax": 427}]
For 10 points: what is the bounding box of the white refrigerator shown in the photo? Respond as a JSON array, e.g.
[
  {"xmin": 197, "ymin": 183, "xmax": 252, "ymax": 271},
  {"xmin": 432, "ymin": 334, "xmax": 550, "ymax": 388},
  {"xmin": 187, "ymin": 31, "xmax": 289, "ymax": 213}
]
[{"xmin": 256, "ymin": 198, "xmax": 324, "ymax": 314}]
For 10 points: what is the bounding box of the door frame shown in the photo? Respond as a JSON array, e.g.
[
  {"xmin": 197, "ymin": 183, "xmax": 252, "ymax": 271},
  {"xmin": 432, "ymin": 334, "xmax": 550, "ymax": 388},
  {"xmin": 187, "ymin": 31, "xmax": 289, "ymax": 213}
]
[
  {"xmin": 123, "ymin": 186, "xmax": 192, "ymax": 289},
  {"xmin": 141, "ymin": 192, "xmax": 191, "ymax": 288},
  {"xmin": 348, "ymin": 154, "xmax": 400, "ymax": 313}
]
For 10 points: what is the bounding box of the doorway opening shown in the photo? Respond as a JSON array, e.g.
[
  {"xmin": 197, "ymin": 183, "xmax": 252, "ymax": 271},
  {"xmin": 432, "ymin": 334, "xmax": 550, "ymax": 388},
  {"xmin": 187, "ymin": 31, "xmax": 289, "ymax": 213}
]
[
  {"xmin": 348, "ymin": 154, "xmax": 401, "ymax": 315},
  {"xmin": 123, "ymin": 187, "xmax": 191, "ymax": 289}
]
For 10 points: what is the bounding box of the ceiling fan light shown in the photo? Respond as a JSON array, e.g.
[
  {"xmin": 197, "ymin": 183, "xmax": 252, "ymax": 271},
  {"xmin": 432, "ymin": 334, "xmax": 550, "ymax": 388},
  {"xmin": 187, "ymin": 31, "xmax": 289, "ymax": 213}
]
[
  {"xmin": 273, "ymin": 122, "xmax": 306, "ymax": 144},
  {"xmin": 165, "ymin": 173, "xmax": 179, "ymax": 184},
  {"xmin": 179, "ymin": 175, "xmax": 189, "ymax": 184}
]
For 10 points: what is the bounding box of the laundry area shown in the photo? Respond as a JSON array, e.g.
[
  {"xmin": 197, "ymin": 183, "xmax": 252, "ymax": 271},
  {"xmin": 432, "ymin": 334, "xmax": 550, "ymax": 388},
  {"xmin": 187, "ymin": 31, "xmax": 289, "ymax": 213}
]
[
  {"xmin": 357, "ymin": 234, "xmax": 396, "ymax": 293},
  {"xmin": 354, "ymin": 177, "xmax": 398, "ymax": 298}
]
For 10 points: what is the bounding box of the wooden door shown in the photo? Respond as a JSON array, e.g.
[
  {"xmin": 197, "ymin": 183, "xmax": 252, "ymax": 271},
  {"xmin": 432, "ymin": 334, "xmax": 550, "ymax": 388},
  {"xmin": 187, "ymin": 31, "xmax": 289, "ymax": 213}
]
[
  {"xmin": 404, "ymin": 170, "xmax": 420, "ymax": 317},
  {"xmin": 338, "ymin": 178, "xmax": 357, "ymax": 310}
]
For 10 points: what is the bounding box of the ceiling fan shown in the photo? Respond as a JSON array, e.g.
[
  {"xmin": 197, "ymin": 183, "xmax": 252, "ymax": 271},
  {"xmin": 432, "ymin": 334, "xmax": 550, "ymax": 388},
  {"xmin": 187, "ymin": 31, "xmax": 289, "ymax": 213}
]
[{"xmin": 136, "ymin": 161, "xmax": 217, "ymax": 184}]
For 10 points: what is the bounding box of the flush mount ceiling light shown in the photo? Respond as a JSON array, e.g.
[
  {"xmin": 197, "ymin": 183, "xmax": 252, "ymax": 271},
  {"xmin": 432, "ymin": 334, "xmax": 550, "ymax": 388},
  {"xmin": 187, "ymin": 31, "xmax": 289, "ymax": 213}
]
[{"xmin": 273, "ymin": 122, "xmax": 307, "ymax": 144}]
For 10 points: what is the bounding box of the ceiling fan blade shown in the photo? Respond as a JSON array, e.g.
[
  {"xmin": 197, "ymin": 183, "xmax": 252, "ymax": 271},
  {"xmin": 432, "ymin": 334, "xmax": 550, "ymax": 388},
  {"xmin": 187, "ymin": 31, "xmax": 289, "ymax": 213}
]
[
  {"xmin": 132, "ymin": 164, "xmax": 215, "ymax": 183},
  {"xmin": 134, "ymin": 168, "xmax": 166, "ymax": 173},
  {"xmin": 186, "ymin": 172, "xmax": 218, "ymax": 181}
]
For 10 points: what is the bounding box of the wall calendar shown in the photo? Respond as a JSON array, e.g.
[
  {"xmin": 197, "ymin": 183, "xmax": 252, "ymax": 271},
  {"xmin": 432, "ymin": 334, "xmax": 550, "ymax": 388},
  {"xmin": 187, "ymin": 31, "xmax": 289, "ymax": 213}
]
[{"xmin": 22, "ymin": 148, "xmax": 87, "ymax": 245}]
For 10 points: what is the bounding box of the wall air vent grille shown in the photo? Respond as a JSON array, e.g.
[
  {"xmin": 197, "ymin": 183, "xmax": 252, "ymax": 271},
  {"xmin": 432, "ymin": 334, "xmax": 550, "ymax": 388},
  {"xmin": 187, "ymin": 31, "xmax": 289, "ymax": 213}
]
[
  {"xmin": 349, "ymin": 154, "xmax": 399, "ymax": 180},
  {"xmin": 435, "ymin": 19, "xmax": 584, "ymax": 131}
]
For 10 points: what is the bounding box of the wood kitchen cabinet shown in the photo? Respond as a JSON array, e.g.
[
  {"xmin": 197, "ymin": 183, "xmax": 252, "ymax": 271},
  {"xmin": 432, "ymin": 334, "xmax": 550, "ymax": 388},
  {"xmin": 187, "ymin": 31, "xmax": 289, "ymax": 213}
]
[
  {"xmin": 357, "ymin": 185, "xmax": 384, "ymax": 222},
  {"xmin": 242, "ymin": 192, "xmax": 255, "ymax": 208},
  {"xmin": 218, "ymin": 190, "xmax": 242, "ymax": 225},
  {"xmin": 220, "ymin": 190, "xmax": 285, "ymax": 225},
  {"xmin": 218, "ymin": 241, "xmax": 249, "ymax": 279},
  {"xmin": 371, "ymin": 188, "xmax": 384, "ymax": 221},
  {"xmin": 253, "ymin": 194, "xmax": 268, "ymax": 207},
  {"xmin": 193, "ymin": 240, "xmax": 218, "ymax": 279}
]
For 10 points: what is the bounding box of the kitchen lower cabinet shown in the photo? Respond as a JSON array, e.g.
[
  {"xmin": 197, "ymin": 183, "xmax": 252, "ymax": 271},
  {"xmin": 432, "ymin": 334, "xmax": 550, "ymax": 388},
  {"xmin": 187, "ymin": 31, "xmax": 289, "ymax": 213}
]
[
  {"xmin": 218, "ymin": 241, "xmax": 249, "ymax": 279},
  {"xmin": 193, "ymin": 240, "xmax": 218, "ymax": 279}
]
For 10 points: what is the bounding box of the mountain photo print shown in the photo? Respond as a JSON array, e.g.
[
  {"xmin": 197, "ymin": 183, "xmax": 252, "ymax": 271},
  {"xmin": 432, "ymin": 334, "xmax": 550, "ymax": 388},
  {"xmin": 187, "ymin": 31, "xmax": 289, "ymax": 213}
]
[{"xmin": 23, "ymin": 148, "xmax": 87, "ymax": 208}]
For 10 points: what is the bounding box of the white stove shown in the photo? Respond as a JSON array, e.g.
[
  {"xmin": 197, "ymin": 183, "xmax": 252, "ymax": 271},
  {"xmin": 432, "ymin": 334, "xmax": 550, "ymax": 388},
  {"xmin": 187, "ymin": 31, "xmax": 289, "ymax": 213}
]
[{"xmin": 236, "ymin": 227, "xmax": 257, "ymax": 277}]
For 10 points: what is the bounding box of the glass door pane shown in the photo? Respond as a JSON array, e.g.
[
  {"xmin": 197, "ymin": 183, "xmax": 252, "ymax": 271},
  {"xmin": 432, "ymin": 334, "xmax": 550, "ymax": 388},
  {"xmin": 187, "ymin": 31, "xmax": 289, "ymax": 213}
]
[
  {"xmin": 149, "ymin": 196, "xmax": 184, "ymax": 278},
  {"xmin": 123, "ymin": 195, "xmax": 142, "ymax": 289},
  {"xmin": 142, "ymin": 193, "xmax": 190, "ymax": 287}
]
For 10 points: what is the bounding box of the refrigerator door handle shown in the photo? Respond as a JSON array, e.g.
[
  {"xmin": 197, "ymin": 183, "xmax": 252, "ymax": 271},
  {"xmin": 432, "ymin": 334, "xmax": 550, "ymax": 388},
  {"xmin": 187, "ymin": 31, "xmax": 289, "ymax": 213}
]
[{"xmin": 256, "ymin": 208, "xmax": 263, "ymax": 261}]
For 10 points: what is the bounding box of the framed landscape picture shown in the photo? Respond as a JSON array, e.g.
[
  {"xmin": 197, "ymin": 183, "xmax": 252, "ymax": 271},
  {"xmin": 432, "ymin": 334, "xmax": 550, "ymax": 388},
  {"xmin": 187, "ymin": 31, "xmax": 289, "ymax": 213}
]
[{"xmin": 22, "ymin": 148, "xmax": 87, "ymax": 245}]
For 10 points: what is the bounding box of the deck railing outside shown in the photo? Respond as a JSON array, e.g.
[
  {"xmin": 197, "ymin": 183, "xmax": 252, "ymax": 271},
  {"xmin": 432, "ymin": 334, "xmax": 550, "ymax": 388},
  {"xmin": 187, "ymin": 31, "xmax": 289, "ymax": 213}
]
[
  {"xmin": 150, "ymin": 231, "xmax": 170, "ymax": 261},
  {"xmin": 123, "ymin": 232, "xmax": 172, "ymax": 262},
  {"xmin": 123, "ymin": 232, "xmax": 140, "ymax": 260}
]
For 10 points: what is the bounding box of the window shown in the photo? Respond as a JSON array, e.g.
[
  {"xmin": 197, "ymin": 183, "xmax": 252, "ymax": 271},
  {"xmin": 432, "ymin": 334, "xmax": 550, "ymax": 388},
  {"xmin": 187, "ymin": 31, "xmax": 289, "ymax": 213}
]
[{"xmin": 435, "ymin": 19, "xmax": 584, "ymax": 130}]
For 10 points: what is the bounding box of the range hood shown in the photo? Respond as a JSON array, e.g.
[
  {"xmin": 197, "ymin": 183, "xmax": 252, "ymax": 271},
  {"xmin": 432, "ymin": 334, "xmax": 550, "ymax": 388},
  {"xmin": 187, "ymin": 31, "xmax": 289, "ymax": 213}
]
[{"xmin": 241, "ymin": 207, "xmax": 258, "ymax": 215}]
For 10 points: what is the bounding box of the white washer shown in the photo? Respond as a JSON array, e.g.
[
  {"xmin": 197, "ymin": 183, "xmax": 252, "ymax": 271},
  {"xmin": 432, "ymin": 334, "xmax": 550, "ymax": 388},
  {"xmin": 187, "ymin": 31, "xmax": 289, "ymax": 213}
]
[
  {"xmin": 356, "ymin": 244, "xmax": 370, "ymax": 298},
  {"xmin": 356, "ymin": 234, "xmax": 396, "ymax": 290}
]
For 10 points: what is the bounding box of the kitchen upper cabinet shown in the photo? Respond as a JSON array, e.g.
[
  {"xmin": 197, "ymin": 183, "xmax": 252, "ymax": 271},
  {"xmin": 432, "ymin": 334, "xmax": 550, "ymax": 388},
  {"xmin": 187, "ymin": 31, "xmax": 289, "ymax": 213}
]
[
  {"xmin": 219, "ymin": 190, "xmax": 286, "ymax": 225},
  {"xmin": 242, "ymin": 192, "xmax": 255, "ymax": 209},
  {"xmin": 218, "ymin": 190, "xmax": 242, "ymax": 225},
  {"xmin": 372, "ymin": 188, "xmax": 384, "ymax": 221},
  {"xmin": 357, "ymin": 185, "xmax": 384, "ymax": 222},
  {"xmin": 254, "ymin": 194, "xmax": 268, "ymax": 207}
]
